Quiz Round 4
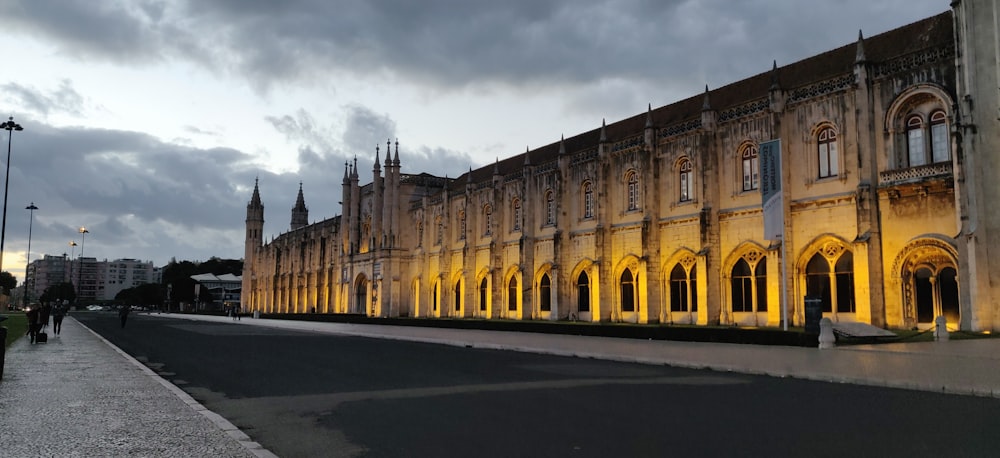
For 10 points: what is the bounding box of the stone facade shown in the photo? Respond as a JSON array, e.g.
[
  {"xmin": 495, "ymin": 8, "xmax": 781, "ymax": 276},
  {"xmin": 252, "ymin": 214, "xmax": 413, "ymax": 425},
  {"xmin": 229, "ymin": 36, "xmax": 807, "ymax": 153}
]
[{"xmin": 243, "ymin": 3, "xmax": 1000, "ymax": 331}]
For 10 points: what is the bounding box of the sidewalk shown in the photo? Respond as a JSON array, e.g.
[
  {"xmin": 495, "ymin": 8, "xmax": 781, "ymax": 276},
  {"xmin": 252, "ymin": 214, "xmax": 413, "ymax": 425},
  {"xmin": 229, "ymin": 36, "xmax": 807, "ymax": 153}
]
[
  {"xmin": 0, "ymin": 317, "xmax": 273, "ymax": 458},
  {"xmin": 2, "ymin": 313, "xmax": 999, "ymax": 458}
]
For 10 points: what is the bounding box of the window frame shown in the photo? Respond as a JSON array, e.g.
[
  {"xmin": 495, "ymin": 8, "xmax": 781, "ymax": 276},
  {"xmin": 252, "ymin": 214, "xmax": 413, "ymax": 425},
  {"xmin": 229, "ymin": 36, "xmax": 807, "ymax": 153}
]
[
  {"xmin": 679, "ymin": 159, "xmax": 693, "ymax": 202},
  {"xmin": 626, "ymin": 171, "xmax": 639, "ymax": 211},
  {"xmin": 740, "ymin": 145, "xmax": 759, "ymax": 192},
  {"xmin": 817, "ymin": 127, "xmax": 839, "ymax": 179}
]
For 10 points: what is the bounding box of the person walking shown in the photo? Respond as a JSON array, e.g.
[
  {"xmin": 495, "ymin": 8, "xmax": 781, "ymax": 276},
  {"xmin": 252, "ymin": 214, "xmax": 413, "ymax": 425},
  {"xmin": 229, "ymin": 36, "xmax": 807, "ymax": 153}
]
[
  {"xmin": 118, "ymin": 305, "xmax": 131, "ymax": 328},
  {"xmin": 25, "ymin": 306, "xmax": 40, "ymax": 344},
  {"xmin": 51, "ymin": 303, "xmax": 66, "ymax": 335}
]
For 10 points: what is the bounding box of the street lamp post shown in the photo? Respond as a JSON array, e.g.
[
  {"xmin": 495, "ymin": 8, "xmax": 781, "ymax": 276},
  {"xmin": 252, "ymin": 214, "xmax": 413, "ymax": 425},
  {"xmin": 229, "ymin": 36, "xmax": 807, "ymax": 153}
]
[
  {"xmin": 77, "ymin": 227, "xmax": 88, "ymax": 304},
  {"xmin": 0, "ymin": 117, "xmax": 23, "ymax": 274},
  {"xmin": 23, "ymin": 202, "xmax": 37, "ymax": 308}
]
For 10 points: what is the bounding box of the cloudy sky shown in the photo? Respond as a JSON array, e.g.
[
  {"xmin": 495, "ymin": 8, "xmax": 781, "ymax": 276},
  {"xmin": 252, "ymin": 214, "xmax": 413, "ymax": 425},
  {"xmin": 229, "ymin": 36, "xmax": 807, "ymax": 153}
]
[{"xmin": 0, "ymin": 0, "xmax": 949, "ymax": 282}]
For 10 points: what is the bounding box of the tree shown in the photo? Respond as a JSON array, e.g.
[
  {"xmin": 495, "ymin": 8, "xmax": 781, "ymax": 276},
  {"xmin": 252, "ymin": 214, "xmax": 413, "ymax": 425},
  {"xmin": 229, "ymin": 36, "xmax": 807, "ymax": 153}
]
[
  {"xmin": 39, "ymin": 282, "xmax": 76, "ymax": 305},
  {"xmin": 0, "ymin": 271, "xmax": 16, "ymax": 294},
  {"xmin": 115, "ymin": 283, "xmax": 164, "ymax": 306}
]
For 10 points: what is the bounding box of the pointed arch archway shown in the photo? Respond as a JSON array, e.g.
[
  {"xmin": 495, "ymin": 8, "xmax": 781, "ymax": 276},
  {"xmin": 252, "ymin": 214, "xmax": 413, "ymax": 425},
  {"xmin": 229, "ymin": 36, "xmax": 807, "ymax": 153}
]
[
  {"xmin": 353, "ymin": 273, "xmax": 369, "ymax": 315},
  {"xmin": 503, "ymin": 266, "xmax": 523, "ymax": 320},
  {"xmin": 475, "ymin": 267, "xmax": 492, "ymax": 319},
  {"xmin": 797, "ymin": 235, "xmax": 856, "ymax": 323},
  {"xmin": 613, "ymin": 255, "xmax": 644, "ymax": 323},
  {"xmin": 570, "ymin": 259, "xmax": 599, "ymax": 322},
  {"xmin": 890, "ymin": 236, "xmax": 960, "ymax": 329},
  {"xmin": 532, "ymin": 263, "xmax": 556, "ymax": 320},
  {"xmin": 722, "ymin": 242, "xmax": 769, "ymax": 326},
  {"xmin": 661, "ymin": 248, "xmax": 698, "ymax": 324}
]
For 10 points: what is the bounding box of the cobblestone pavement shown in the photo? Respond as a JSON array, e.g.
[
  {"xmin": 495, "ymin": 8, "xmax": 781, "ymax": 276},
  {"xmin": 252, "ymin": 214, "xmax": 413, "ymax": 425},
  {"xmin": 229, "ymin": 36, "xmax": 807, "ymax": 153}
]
[{"xmin": 0, "ymin": 317, "xmax": 274, "ymax": 458}]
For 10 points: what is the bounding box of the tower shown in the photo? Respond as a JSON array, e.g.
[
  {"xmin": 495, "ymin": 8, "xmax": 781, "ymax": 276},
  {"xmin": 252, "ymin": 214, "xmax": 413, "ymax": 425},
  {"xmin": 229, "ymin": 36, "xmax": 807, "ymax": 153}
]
[
  {"xmin": 243, "ymin": 178, "xmax": 265, "ymax": 312},
  {"xmin": 290, "ymin": 182, "xmax": 308, "ymax": 230}
]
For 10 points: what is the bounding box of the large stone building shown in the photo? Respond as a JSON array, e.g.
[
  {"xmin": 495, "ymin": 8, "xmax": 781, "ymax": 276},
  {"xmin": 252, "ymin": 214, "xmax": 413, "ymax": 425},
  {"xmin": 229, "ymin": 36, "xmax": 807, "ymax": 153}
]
[{"xmin": 243, "ymin": 1, "xmax": 1000, "ymax": 332}]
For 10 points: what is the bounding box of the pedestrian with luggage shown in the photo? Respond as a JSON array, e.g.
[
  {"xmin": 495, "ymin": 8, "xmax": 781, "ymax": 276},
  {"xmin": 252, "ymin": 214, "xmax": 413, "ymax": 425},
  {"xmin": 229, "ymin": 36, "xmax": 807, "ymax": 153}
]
[
  {"xmin": 39, "ymin": 303, "xmax": 51, "ymax": 332},
  {"xmin": 25, "ymin": 306, "xmax": 39, "ymax": 344}
]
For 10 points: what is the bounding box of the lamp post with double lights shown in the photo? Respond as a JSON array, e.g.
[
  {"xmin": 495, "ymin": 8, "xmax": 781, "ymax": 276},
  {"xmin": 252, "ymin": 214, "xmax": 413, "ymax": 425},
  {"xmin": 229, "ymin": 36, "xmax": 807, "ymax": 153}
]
[
  {"xmin": 23, "ymin": 203, "xmax": 37, "ymax": 308},
  {"xmin": 77, "ymin": 227, "xmax": 88, "ymax": 303},
  {"xmin": 0, "ymin": 117, "xmax": 23, "ymax": 275}
]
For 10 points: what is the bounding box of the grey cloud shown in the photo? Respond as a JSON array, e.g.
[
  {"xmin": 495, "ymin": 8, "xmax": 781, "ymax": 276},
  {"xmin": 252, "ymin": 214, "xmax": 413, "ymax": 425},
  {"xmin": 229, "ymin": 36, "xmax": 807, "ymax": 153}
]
[
  {"xmin": 342, "ymin": 105, "xmax": 397, "ymax": 155},
  {"xmin": 0, "ymin": 80, "xmax": 86, "ymax": 118},
  {"xmin": 3, "ymin": 0, "xmax": 948, "ymax": 98},
  {"xmin": 3, "ymin": 119, "xmax": 262, "ymax": 267}
]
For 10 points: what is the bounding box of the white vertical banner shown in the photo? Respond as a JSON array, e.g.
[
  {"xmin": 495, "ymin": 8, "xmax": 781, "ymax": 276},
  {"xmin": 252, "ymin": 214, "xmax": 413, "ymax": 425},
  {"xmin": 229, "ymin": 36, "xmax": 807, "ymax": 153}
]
[{"xmin": 760, "ymin": 139, "xmax": 783, "ymax": 241}]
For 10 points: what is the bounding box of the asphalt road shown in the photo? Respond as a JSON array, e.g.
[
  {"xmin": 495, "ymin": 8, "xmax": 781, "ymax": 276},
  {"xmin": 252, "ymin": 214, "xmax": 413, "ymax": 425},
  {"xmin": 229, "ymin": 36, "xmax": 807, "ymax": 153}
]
[{"xmin": 76, "ymin": 312, "xmax": 1000, "ymax": 457}]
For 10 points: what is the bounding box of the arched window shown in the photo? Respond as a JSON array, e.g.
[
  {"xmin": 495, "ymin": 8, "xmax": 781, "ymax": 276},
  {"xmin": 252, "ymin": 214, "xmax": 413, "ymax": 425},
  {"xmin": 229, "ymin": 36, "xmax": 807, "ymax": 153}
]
[
  {"xmin": 458, "ymin": 210, "xmax": 466, "ymax": 240},
  {"xmin": 576, "ymin": 271, "xmax": 590, "ymax": 312},
  {"xmin": 508, "ymin": 277, "xmax": 518, "ymax": 311},
  {"xmin": 539, "ymin": 273, "xmax": 551, "ymax": 312},
  {"xmin": 433, "ymin": 281, "xmax": 439, "ymax": 311},
  {"xmin": 805, "ymin": 254, "xmax": 831, "ymax": 312},
  {"xmin": 907, "ymin": 115, "xmax": 926, "ymax": 167},
  {"xmin": 930, "ymin": 110, "xmax": 949, "ymax": 163},
  {"xmin": 454, "ymin": 280, "xmax": 462, "ymax": 311},
  {"xmin": 479, "ymin": 278, "xmax": 488, "ymax": 312},
  {"xmin": 741, "ymin": 145, "xmax": 759, "ymax": 191},
  {"xmin": 817, "ymin": 127, "xmax": 838, "ymax": 178},
  {"xmin": 679, "ymin": 159, "xmax": 693, "ymax": 202},
  {"xmin": 512, "ymin": 199, "xmax": 521, "ymax": 231},
  {"xmin": 669, "ymin": 264, "xmax": 697, "ymax": 312},
  {"xmin": 731, "ymin": 257, "xmax": 767, "ymax": 313},
  {"xmin": 731, "ymin": 259, "xmax": 753, "ymax": 312},
  {"xmin": 544, "ymin": 191, "xmax": 555, "ymax": 225},
  {"xmin": 483, "ymin": 205, "xmax": 492, "ymax": 236},
  {"xmin": 583, "ymin": 182, "xmax": 594, "ymax": 219},
  {"xmin": 355, "ymin": 279, "xmax": 367, "ymax": 314},
  {"xmin": 626, "ymin": 171, "xmax": 639, "ymax": 211},
  {"xmin": 834, "ymin": 252, "xmax": 855, "ymax": 313},
  {"xmin": 620, "ymin": 270, "xmax": 635, "ymax": 312}
]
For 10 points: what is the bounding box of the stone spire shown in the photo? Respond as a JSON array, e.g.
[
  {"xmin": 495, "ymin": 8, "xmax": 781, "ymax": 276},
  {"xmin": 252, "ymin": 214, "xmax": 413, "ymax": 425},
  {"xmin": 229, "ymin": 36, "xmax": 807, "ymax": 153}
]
[
  {"xmin": 523, "ymin": 145, "xmax": 531, "ymax": 166},
  {"xmin": 855, "ymin": 29, "xmax": 866, "ymax": 63},
  {"xmin": 599, "ymin": 118, "xmax": 607, "ymax": 143},
  {"xmin": 645, "ymin": 103, "xmax": 653, "ymax": 128},
  {"xmin": 290, "ymin": 182, "xmax": 308, "ymax": 230}
]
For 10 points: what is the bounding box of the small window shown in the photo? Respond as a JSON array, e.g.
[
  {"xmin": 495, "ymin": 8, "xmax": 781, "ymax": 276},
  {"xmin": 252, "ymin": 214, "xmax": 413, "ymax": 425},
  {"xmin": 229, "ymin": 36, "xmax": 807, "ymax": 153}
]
[
  {"xmin": 817, "ymin": 128, "xmax": 838, "ymax": 178},
  {"xmin": 679, "ymin": 159, "xmax": 693, "ymax": 202},
  {"xmin": 544, "ymin": 191, "xmax": 555, "ymax": 225},
  {"xmin": 512, "ymin": 199, "xmax": 521, "ymax": 231},
  {"xmin": 930, "ymin": 111, "xmax": 949, "ymax": 163},
  {"xmin": 583, "ymin": 182, "xmax": 594, "ymax": 219},
  {"xmin": 907, "ymin": 115, "xmax": 926, "ymax": 167},
  {"xmin": 626, "ymin": 171, "xmax": 639, "ymax": 211},
  {"xmin": 741, "ymin": 145, "xmax": 759, "ymax": 191}
]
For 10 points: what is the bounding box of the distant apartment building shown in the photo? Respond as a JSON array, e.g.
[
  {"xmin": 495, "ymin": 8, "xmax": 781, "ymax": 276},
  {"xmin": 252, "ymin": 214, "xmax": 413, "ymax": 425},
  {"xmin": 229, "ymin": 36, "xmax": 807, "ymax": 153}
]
[{"xmin": 25, "ymin": 256, "xmax": 162, "ymax": 303}]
